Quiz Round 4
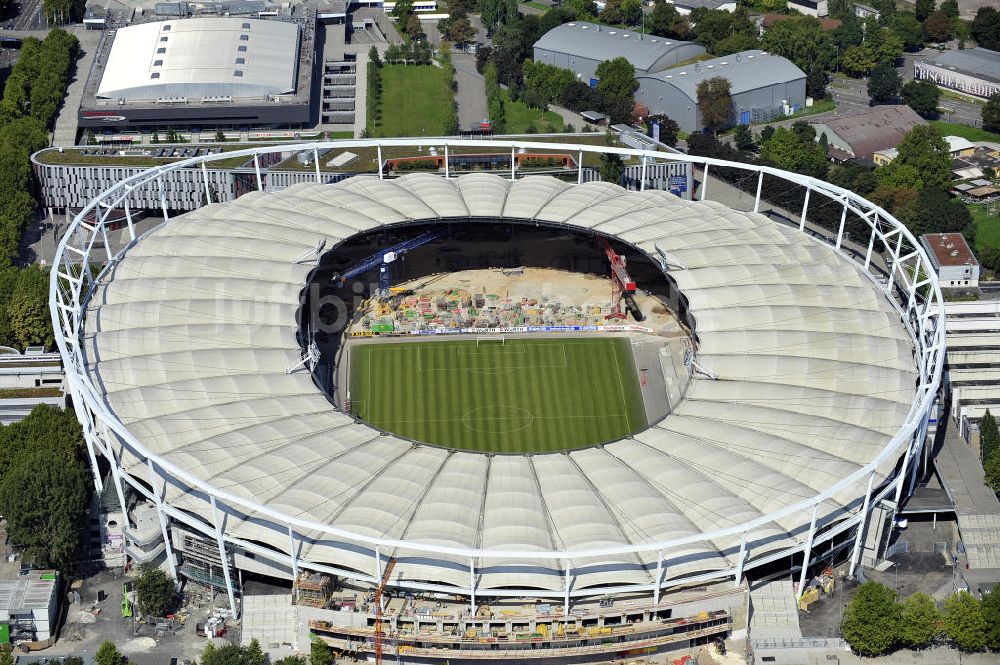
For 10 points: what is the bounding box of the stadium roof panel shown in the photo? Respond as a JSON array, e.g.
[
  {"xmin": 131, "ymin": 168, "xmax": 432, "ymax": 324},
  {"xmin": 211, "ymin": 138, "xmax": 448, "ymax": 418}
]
[
  {"xmin": 96, "ymin": 17, "xmax": 300, "ymax": 101},
  {"xmin": 82, "ymin": 173, "xmax": 917, "ymax": 592}
]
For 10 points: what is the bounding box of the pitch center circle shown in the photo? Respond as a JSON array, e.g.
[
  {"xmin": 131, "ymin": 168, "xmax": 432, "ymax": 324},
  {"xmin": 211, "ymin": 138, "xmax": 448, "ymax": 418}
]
[{"xmin": 461, "ymin": 405, "xmax": 536, "ymax": 434}]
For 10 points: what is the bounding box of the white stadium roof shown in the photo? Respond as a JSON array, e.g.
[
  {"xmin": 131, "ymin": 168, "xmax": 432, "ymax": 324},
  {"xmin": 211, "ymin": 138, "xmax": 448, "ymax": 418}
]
[
  {"xmin": 96, "ymin": 18, "xmax": 299, "ymax": 101},
  {"xmin": 83, "ymin": 174, "xmax": 916, "ymax": 592}
]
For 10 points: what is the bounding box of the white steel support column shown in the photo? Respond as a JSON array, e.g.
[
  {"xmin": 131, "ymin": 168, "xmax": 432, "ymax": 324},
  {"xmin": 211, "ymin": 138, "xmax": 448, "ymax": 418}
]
[
  {"xmin": 210, "ymin": 495, "xmax": 239, "ymax": 618},
  {"xmin": 700, "ymin": 165, "xmax": 709, "ymax": 201},
  {"xmin": 577, "ymin": 150, "xmax": 583, "ymax": 184},
  {"xmin": 849, "ymin": 472, "xmax": 876, "ymax": 577},
  {"xmin": 253, "ymin": 154, "xmax": 263, "ymax": 191},
  {"xmin": 652, "ymin": 550, "xmax": 663, "ymax": 605},
  {"xmin": 894, "ymin": 440, "xmax": 913, "ymax": 507},
  {"xmin": 864, "ymin": 223, "xmax": 876, "ymax": 271},
  {"xmin": 510, "ymin": 147, "xmax": 516, "ymax": 181},
  {"xmin": 836, "ymin": 200, "xmax": 847, "ymax": 250},
  {"xmin": 640, "ymin": 155, "xmax": 647, "ymax": 191},
  {"xmin": 146, "ymin": 459, "xmax": 179, "ymax": 581},
  {"xmin": 444, "ymin": 144, "xmax": 450, "ymax": 179},
  {"xmin": 469, "ymin": 559, "xmax": 476, "ymax": 613},
  {"xmin": 799, "ymin": 187, "xmax": 811, "ymax": 231},
  {"xmin": 796, "ymin": 505, "xmax": 818, "ymax": 601},
  {"xmin": 100, "ymin": 423, "xmax": 128, "ymax": 528},
  {"xmin": 563, "ymin": 564, "xmax": 572, "ymax": 617},
  {"xmin": 734, "ymin": 532, "xmax": 748, "ymax": 588},
  {"xmin": 377, "ymin": 145, "xmax": 384, "ymax": 179},
  {"xmin": 287, "ymin": 524, "xmax": 299, "ymax": 581},
  {"xmin": 124, "ymin": 200, "xmax": 136, "ymax": 242},
  {"xmin": 313, "ymin": 146, "xmax": 321, "ymax": 183},
  {"xmin": 83, "ymin": 432, "xmax": 104, "ymax": 493},
  {"xmin": 157, "ymin": 174, "xmax": 169, "ymax": 221},
  {"xmin": 909, "ymin": 417, "xmax": 929, "ymax": 497},
  {"xmin": 201, "ymin": 162, "xmax": 213, "ymax": 205},
  {"xmin": 752, "ymin": 171, "xmax": 763, "ymax": 213}
]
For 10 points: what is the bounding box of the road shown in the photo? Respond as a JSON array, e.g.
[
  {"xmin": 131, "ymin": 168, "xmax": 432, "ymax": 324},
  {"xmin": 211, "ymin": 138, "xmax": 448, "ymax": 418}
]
[
  {"xmin": 454, "ymin": 54, "xmax": 488, "ymax": 131},
  {"xmin": 11, "ymin": 0, "xmax": 46, "ymax": 31}
]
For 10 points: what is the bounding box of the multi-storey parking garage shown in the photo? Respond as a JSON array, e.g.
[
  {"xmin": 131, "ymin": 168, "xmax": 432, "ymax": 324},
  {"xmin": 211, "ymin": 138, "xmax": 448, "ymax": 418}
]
[{"xmin": 53, "ymin": 139, "xmax": 944, "ymax": 660}]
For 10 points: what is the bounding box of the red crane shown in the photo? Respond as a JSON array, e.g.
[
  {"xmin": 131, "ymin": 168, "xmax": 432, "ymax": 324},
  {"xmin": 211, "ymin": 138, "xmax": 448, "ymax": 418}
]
[
  {"xmin": 603, "ymin": 240, "xmax": 637, "ymax": 320},
  {"xmin": 374, "ymin": 557, "xmax": 396, "ymax": 665}
]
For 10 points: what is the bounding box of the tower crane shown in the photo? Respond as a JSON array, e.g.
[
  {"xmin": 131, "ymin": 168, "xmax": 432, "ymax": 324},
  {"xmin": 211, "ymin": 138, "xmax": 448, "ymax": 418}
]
[
  {"xmin": 374, "ymin": 557, "xmax": 397, "ymax": 665},
  {"xmin": 334, "ymin": 230, "xmax": 444, "ymax": 298},
  {"xmin": 602, "ymin": 240, "xmax": 643, "ymax": 321}
]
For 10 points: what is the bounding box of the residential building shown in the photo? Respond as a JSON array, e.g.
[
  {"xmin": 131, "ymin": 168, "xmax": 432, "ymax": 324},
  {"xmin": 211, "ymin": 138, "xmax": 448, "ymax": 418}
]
[
  {"xmin": 810, "ymin": 105, "xmax": 926, "ymax": 161},
  {"xmin": 854, "ymin": 2, "xmax": 880, "ymax": 19},
  {"xmin": 874, "ymin": 134, "xmax": 976, "ymax": 165},
  {"xmin": 914, "ymin": 47, "xmax": 1000, "ymax": 99},
  {"xmin": 532, "ymin": 21, "xmax": 706, "ymax": 86},
  {"xmin": 0, "ymin": 349, "xmax": 64, "ymax": 425},
  {"xmin": 635, "ymin": 50, "xmax": 806, "ymax": 133},
  {"xmin": 668, "ymin": 0, "xmax": 736, "ymax": 15},
  {"xmin": 787, "ymin": 0, "xmax": 828, "ymax": 17},
  {"xmin": 921, "ymin": 232, "xmax": 980, "ymax": 289}
]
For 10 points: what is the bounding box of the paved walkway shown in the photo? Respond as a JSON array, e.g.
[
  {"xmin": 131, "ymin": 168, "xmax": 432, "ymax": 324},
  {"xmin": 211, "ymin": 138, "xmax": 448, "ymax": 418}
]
[
  {"xmin": 52, "ymin": 26, "xmax": 102, "ymax": 147},
  {"xmin": 454, "ymin": 54, "xmax": 486, "ymax": 131}
]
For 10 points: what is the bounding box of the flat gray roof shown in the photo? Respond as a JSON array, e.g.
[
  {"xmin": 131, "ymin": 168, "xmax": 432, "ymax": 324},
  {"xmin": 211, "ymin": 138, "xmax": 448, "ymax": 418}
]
[
  {"xmin": 637, "ymin": 50, "xmax": 805, "ymax": 100},
  {"xmin": 919, "ymin": 47, "xmax": 1000, "ymax": 85},
  {"xmin": 533, "ymin": 21, "xmax": 699, "ymax": 71}
]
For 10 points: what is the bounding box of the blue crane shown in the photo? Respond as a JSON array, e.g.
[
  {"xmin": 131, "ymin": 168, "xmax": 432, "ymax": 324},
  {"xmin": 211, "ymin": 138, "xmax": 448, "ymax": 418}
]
[{"xmin": 334, "ymin": 229, "xmax": 444, "ymax": 297}]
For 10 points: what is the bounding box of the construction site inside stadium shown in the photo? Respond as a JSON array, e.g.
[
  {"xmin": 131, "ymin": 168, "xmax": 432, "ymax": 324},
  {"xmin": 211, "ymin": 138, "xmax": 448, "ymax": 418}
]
[{"xmin": 51, "ymin": 139, "xmax": 945, "ymax": 663}]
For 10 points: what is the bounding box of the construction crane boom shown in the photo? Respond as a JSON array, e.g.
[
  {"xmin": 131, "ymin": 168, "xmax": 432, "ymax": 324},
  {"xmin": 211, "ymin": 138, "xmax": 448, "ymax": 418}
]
[
  {"xmin": 602, "ymin": 240, "xmax": 638, "ymax": 320},
  {"xmin": 335, "ymin": 230, "xmax": 444, "ymax": 297},
  {"xmin": 374, "ymin": 557, "xmax": 397, "ymax": 665}
]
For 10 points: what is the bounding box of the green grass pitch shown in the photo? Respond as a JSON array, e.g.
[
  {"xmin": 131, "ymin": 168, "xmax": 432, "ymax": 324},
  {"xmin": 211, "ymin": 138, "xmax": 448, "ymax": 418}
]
[{"xmin": 348, "ymin": 337, "xmax": 647, "ymax": 453}]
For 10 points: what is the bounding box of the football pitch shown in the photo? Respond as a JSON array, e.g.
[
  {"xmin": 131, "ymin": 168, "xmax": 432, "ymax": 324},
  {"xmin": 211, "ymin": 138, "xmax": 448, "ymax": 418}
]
[{"xmin": 348, "ymin": 337, "xmax": 647, "ymax": 453}]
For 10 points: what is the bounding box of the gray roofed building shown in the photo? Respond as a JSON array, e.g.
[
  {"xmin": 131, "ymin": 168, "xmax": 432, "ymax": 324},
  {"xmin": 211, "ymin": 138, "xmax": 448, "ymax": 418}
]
[
  {"xmin": 669, "ymin": 0, "xmax": 737, "ymax": 14},
  {"xmin": 915, "ymin": 47, "xmax": 1000, "ymax": 99},
  {"xmin": 810, "ymin": 105, "xmax": 926, "ymax": 162},
  {"xmin": 635, "ymin": 50, "xmax": 806, "ymax": 132},
  {"xmin": 533, "ymin": 21, "xmax": 706, "ymax": 85}
]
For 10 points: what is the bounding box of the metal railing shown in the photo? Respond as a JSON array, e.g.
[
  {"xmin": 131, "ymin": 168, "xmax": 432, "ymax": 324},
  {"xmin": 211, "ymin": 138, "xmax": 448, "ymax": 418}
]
[{"xmin": 49, "ymin": 138, "xmax": 945, "ymax": 617}]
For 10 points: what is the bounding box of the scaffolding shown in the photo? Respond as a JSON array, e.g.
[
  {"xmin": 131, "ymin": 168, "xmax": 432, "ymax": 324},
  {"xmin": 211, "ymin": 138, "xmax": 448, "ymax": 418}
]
[{"xmin": 294, "ymin": 572, "xmax": 334, "ymax": 608}]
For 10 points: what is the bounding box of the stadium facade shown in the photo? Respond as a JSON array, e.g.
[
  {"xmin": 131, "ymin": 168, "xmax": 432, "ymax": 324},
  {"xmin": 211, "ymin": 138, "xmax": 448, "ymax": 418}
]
[
  {"xmin": 78, "ymin": 16, "xmax": 316, "ymax": 130},
  {"xmin": 52, "ymin": 139, "xmax": 944, "ymax": 661}
]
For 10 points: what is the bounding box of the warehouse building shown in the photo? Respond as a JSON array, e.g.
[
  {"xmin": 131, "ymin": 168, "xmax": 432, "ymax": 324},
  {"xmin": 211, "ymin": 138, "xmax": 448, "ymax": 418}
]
[
  {"xmin": 0, "ymin": 571, "xmax": 60, "ymax": 645},
  {"xmin": 921, "ymin": 233, "xmax": 980, "ymax": 290},
  {"xmin": 78, "ymin": 16, "xmax": 316, "ymax": 130},
  {"xmin": 810, "ymin": 105, "xmax": 926, "ymax": 162},
  {"xmin": 532, "ymin": 21, "xmax": 705, "ymax": 86},
  {"xmin": 635, "ymin": 50, "xmax": 806, "ymax": 133},
  {"xmin": 914, "ymin": 47, "xmax": 1000, "ymax": 99}
]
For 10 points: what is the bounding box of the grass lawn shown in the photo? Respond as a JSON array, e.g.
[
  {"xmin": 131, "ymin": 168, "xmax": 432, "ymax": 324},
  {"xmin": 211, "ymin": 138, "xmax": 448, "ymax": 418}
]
[
  {"xmin": 373, "ymin": 65, "xmax": 454, "ymax": 137},
  {"xmin": 930, "ymin": 121, "xmax": 1000, "ymax": 143},
  {"xmin": 520, "ymin": 0, "xmax": 549, "ymax": 9},
  {"xmin": 768, "ymin": 98, "xmax": 837, "ymax": 123},
  {"xmin": 349, "ymin": 337, "xmax": 646, "ymax": 453},
  {"xmin": 971, "ymin": 204, "xmax": 1000, "ymax": 252},
  {"xmin": 502, "ymin": 91, "xmax": 564, "ymax": 134}
]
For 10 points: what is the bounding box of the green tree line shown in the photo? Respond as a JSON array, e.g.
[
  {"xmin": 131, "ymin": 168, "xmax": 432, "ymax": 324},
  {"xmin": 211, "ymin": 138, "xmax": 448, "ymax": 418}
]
[{"xmin": 843, "ymin": 580, "xmax": 1000, "ymax": 655}]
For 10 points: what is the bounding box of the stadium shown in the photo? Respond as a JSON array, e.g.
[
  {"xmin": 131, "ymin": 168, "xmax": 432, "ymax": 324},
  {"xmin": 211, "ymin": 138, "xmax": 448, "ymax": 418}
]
[{"xmin": 53, "ymin": 139, "xmax": 944, "ymax": 661}]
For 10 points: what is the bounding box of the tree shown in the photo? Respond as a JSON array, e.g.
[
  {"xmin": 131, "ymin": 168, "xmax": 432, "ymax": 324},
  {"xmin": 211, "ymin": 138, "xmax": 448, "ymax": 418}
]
[
  {"xmin": 595, "ymin": 57, "xmax": 638, "ymax": 102},
  {"xmin": 599, "ymin": 0, "xmax": 622, "ymax": 24},
  {"xmin": 522, "ymin": 61, "xmax": 577, "ymax": 107},
  {"xmin": 0, "ymin": 447, "xmax": 89, "ymax": 571},
  {"xmin": 692, "ymin": 7, "xmax": 757, "ymax": 53},
  {"xmin": 274, "ymin": 658, "xmax": 306, "ymax": 665},
  {"xmin": 406, "ymin": 13, "xmax": 424, "ymax": 39},
  {"xmin": 391, "ymin": 0, "xmax": 414, "ymax": 27},
  {"xmin": 369, "ymin": 45, "xmax": 382, "ymax": 68},
  {"xmin": 971, "ymin": 7, "xmax": 1000, "ymax": 51},
  {"xmin": 734, "ymin": 124, "xmax": 755, "ymax": 151},
  {"xmin": 761, "ymin": 16, "xmax": 836, "ymax": 75},
  {"xmin": 621, "ymin": 0, "xmax": 642, "ymax": 25},
  {"xmin": 479, "ymin": 0, "xmax": 517, "ymax": 31},
  {"xmin": 868, "ymin": 60, "xmax": 902, "ymax": 104},
  {"xmin": 915, "ymin": 0, "xmax": 934, "ymax": 21},
  {"xmin": 135, "ymin": 564, "xmax": 176, "ymax": 618},
  {"xmin": 982, "ymin": 582, "xmax": 1000, "ymax": 650},
  {"xmin": 891, "ymin": 12, "xmax": 925, "ymax": 51},
  {"xmin": 311, "ymin": 636, "xmax": 334, "ymax": 665},
  {"xmin": 923, "ymin": 10, "xmax": 954, "ymax": 42},
  {"xmin": 696, "ymin": 76, "xmax": 732, "ymax": 134},
  {"xmin": 895, "ymin": 124, "xmax": 951, "ymax": 190},
  {"xmin": 759, "ymin": 127, "xmax": 828, "ymax": 178},
  {"xmin": 646, "ymin": 114, "xmax": 679, "ymax": 147},
  {"xmin": 648, "ymin": 0, "xmax": 691, "ymax": 39},
  {"xmin": 563, "ymin": 0, "xmax": 597, "ymax": 19},
  {"xmin": 0, "ymin": 648, "xmax": 13, "ymax": 665},
  {"xmin": 982, "ymin": 410, "xmax": 1000, "ymax": 461},
  {"xmin": 201, "ymin": 641, "xmax": 267, "ymax": 665},
  {"xmin": 600, "ymin": 152, "xmax": 624, "ymax": 184},
  {"xmin": 902, "ymin": 79, "xmax": 940, "ymax": 118},
  {"xmin": 444, "ymin": 15, "xmax": 477, "ymax": 44},
  {"xmin": 984, "ymin": 93, "xmax": 1000, "ymax": 131},
  {"xmin": 944, "ymin": 591, "xmax": 987, "ymax": 651},
  {"xmin": 95, "ymin": 641, "xmax": 125, "ymax": 665},
  {"xmin": 842, "ymin": 581, "xmax": 901, "ymax": 656},
  {"xmin": 940, "ymin": 0, "xmax": 958, "ymax": 17},
  {"xmin": 899, "ymin": 593, "xmax": 941, "ymax": 649},
  {"xmin": 985, "ymin": 452, "xmax": 1000, "ymax": 494},
  {"xmin": 759, "ymin": 125, "xmax": 775, "ymax": 144},
  {"xmin": 807, "ymin": 65, "xmax": 830, "ymax": 100}
]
